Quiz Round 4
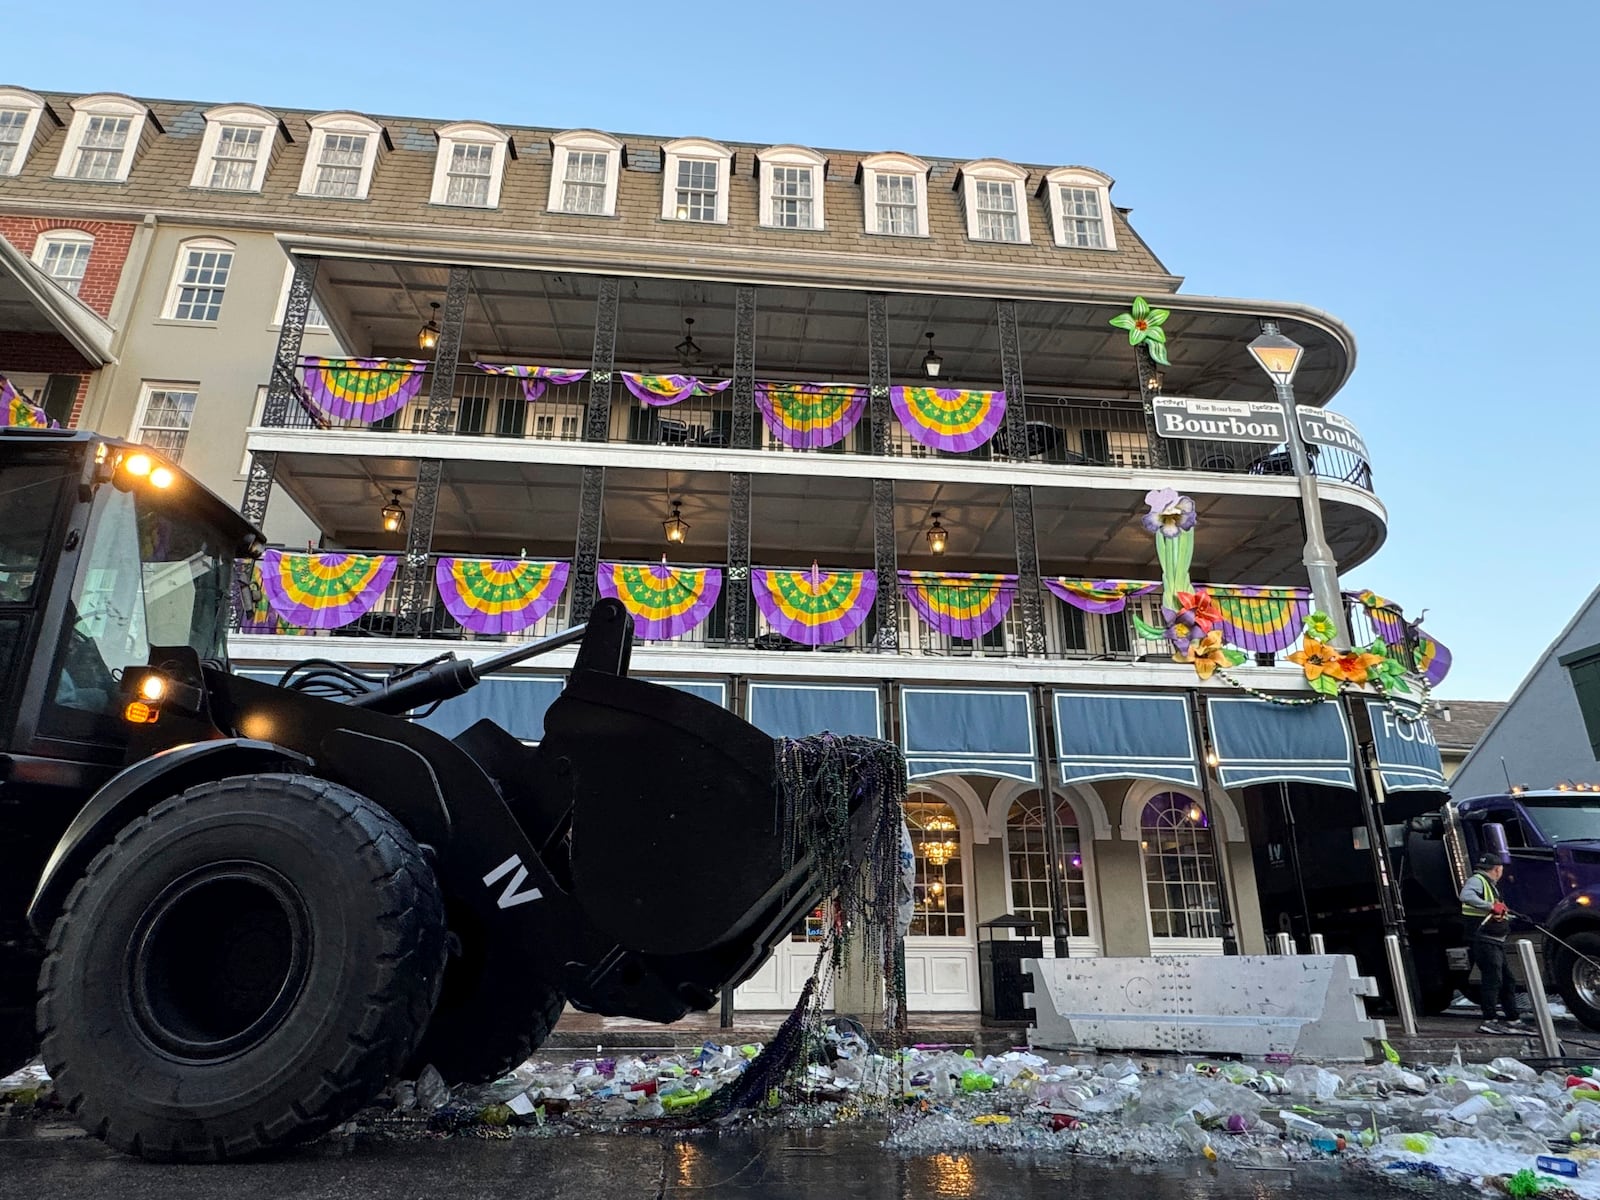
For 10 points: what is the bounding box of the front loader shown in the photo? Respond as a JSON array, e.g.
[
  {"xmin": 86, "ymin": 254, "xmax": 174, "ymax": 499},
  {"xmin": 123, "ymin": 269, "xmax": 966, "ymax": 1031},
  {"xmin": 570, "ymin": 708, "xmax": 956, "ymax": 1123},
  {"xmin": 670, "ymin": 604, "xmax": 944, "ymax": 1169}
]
[{"xmin": 0, "ymin": 429, "xmax": 903, "ymax": 1160}]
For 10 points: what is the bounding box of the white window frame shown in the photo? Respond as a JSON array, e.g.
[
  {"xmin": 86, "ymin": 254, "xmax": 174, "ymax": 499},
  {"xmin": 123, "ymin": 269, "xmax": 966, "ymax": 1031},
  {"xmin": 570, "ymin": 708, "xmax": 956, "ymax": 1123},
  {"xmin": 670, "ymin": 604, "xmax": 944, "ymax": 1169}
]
[
  {"xmin": 32, "ymin": 230, "xmax": 95, "ymax": 297},
  {"xmin": 190, "ymin": 104, "xmax": 280, "ymax": 192},
  {"xmin": 131, "ymin": 382, "xmax": 200, "ymax": 464},
  {"xmin": 1002, "ymin": 790, "xmax": 1100, "ymax": 954},
  {"xmin": 296, "ymin": 113, "xmax": 386, "ymax": 200},
  {"xmin": 957, "ymin": 160, "xmax": 1030, "ymax": 244},
  {"xmin": 1041, "ymin": 166, "xmax": 1117, "ymax": 251},
  {"xmin": 54, "ymin": 94, "xmax": 152, "ymax": 183},
  {"xmin": 429, "ymin": 122, "xmax": 512, "ymax": 209},
  {"xmin": 271, "ymin": 262, "xmax": 331, "ymax": 331},
  {"xmin": 1129, "ymin": 784, "xmax": 1226, "ymax": 954},
  {"xmin": 757, "ymin": 145, "xmax": 826, "ymax": 231},
  {"xmin": 162, "ymin": 237, "xmax": 236, "ymax": 323},
  {"xmin": 660, "ymin": 138, "xmax": 732, "ymax": 224},
  {"xmin": 547, "ymin": 130, "xmax": 623, "ymax": 217},
  {"xmin": 0, "ymin": 87, "xmax": 54, "ymax": 177},
  {"xmin": 859, "ymin": 152, "xmax": 930, "ymax": 238}
]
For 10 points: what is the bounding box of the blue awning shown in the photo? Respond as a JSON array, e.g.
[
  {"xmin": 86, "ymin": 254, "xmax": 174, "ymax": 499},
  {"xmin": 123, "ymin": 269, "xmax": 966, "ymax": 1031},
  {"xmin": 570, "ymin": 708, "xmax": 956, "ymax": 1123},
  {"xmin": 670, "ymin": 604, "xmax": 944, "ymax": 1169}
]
[
  {"xmin": 644, "ymin": 678, "xmax": 728, "ymax": 708},
  {"xmin": 1364, "ymin": 700, "xmax": 1447, "ymax": 792},
  {"xmin": 1054, "ymin": 691, "xmax": 1199, "ymax": 787},
  {"xmin": 900, "ymin": 687, "xmax": 1037, "ymax": 783},
  {"xmin": 1205, "ymin": 696, "xmax": 1356, "ymax": 790},
  {"xmin": 747, "ymin": 683, "xmax": 882, "ymax": 739}
]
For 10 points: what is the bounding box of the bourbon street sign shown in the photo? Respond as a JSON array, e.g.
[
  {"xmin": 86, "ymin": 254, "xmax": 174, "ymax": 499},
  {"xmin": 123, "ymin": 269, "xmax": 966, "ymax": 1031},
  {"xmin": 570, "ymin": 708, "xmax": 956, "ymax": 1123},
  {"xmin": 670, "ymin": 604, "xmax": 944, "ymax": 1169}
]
[{"xmin": 1152, "ymin": 397, "xmax": 1286, "ymax": 443}]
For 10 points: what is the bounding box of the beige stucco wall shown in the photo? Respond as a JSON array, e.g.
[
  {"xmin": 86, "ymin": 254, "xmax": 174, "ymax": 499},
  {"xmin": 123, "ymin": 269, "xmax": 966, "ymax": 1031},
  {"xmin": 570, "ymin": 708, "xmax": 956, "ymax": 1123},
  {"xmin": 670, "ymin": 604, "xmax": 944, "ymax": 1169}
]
[{"xmin": 78, "ymin": 223, "xmax": 339, "ymax": 545}]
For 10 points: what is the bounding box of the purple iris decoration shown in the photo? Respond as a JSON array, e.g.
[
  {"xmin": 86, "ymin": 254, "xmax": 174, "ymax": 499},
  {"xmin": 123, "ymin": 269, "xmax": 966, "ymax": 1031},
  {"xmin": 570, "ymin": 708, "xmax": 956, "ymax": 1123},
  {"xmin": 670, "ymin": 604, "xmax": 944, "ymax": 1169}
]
[
  {"xmin": 1142, "ymin": 488, "xmax": 1197, "ymax": 538},
  {"xmin": 1163, "ymin": 606, "xmax": 1201, "ymax": 655}
]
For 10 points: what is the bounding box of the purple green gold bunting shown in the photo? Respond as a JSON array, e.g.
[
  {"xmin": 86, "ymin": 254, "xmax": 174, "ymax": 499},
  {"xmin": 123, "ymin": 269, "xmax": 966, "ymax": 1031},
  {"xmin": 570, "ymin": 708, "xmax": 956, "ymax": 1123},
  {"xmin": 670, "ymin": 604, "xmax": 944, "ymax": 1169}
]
[
  {"xmin": 299, "ymin": 357, "xmax": 428, "ymax": 424},
  {"xmin": 889, "ymin": 386, "xmax": 1007, "ymax": 453},
  {"xmin": 259, "ymin": 550, "xmax": 397, "ymax": 630},
  {"xmin": 473, "ymin": 363, "xmax": 590, "ymax": 402},
  {"xmin": 754, "ymin": 381, "xmax": 868, "ymax": 449},
  {"xmin": 1210, "ymin": 585, "xmax": 1312, "ymax": 653},
  {"xmin": 238, "ymin": 563, "xmax": 295, "ymax": 635},
  {"xmin": 435, "ymin": 558, "xmax": 569, "ymax": 635},
  {"xmin": 1043, "ymin": 578, "xmax": 1160, "ymax": 614},
  {"xmin": 597, "ymin": 562, "xmax": 722, "ymax": 641},
  {"xmin": 1, "ymin": 375, "xmax": 53, "ymax": 428},
  {"xmin": 751, "ymin": 566, "xmax": 876, "ymax": 646},
  {"xmin": 620, "ymin": 373, "xmax": 732, "ymax": 407},
  {"xmin": 898, "ymin": 571, "xmax": 1015, "ymax": 639},
  {"xmin": 1355, "ymin": 590, "xmax": 1453, "ymax": 685}
]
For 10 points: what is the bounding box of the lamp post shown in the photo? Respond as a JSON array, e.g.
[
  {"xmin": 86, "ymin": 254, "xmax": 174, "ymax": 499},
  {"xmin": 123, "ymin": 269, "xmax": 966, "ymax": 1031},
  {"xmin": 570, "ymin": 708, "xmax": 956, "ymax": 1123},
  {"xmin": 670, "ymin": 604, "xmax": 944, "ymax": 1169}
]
[{"xmin": 1247, "ymin": 321, "xmax": 1351, "ymax": 647}]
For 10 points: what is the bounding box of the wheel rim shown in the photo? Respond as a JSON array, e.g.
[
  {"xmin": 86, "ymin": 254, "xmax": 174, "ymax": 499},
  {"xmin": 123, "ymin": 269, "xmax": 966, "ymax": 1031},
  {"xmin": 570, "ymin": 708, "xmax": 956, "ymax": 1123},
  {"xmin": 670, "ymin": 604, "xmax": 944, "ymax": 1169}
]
[
  {"xmin": 1576, "ymin": 958, "xmax": 1600, "ymax": 1012},
  {"xmin": 129, "ymin": 862, "xmax": 311, "ymax": 1061}
]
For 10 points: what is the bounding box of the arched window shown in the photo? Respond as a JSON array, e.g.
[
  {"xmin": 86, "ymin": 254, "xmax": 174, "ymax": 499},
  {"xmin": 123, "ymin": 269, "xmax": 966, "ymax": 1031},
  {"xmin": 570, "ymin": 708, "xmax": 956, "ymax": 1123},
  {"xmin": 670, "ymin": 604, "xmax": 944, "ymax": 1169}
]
[
  {"xmin": 956, "ymin": 159, "xmax": 1030, "ymax": 244},
  {"xmin": 905, "ymin": 796, "xmax": 966, "ymax": 937},
  {"xmin": 297, "ymin": 113, "xmax": 387, "ymax": 200},
  {"xmin": 33, "ymin": 230, "xmax": 94, "ymax": 297},
  {"xmin": 163, "ymin": 237, "xmax": 236, "ymax": 323},
  {"xmin": 430, "ymin": 122, "xmax": 513, "ymax": 209},
  {"xmin": 0, "ymin": 87, "xmax": 54, "ymax": 177},
  {"xmin": 858, "ymin": 152, "xmax": 929, "ymax": 237},
  {"xmin": 1005, "ymin": 792, "xmax": 1090, "ymax": 938},
  {"xmin": 54, "ymin": 94, "xmax": 154, "ymax": 183},
  {"xmin": 548, "ymin": 130, "xmax": 624, "ymax": 217},
  {"xmin": 1139, "ymin": 792, "xmax": 1223, "ymax": 941}
]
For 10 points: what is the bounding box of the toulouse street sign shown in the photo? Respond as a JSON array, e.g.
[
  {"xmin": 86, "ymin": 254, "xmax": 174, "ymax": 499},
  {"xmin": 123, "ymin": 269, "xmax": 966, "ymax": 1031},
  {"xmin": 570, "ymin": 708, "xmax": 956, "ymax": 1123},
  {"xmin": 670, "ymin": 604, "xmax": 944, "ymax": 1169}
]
[
  {"xmin": 1297, "ymin": 409, "xmax": 1369, "ymax": 460},
  {"xmin": 1153, "ymin": 397, "xmax": 1286, "ymax": 443}
]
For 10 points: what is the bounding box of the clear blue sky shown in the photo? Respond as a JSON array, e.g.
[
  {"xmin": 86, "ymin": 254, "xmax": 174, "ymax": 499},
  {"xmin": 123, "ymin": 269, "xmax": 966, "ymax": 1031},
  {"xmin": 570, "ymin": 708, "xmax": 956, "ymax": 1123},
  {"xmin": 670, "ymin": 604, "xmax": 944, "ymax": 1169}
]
[{"xmin": 10, "ymin": 1, "xmax": 1594, "ymax": 700}]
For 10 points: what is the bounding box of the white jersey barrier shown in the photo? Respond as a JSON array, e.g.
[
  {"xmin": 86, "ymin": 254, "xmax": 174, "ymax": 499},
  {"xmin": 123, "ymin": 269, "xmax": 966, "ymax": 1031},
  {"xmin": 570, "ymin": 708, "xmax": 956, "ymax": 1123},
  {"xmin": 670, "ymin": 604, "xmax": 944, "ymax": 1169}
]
[{"xmin": 1025, "ymin": 955, "xmax": 1386, "ymax": 1062}]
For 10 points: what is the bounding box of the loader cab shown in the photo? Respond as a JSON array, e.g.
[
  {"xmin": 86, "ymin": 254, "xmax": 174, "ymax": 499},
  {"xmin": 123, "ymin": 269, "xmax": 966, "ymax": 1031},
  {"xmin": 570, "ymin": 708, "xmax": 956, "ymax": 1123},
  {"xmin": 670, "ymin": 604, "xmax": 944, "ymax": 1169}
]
[{"xmin": 0, "ymin": 430, "xmax": 257, "ymax": 771}]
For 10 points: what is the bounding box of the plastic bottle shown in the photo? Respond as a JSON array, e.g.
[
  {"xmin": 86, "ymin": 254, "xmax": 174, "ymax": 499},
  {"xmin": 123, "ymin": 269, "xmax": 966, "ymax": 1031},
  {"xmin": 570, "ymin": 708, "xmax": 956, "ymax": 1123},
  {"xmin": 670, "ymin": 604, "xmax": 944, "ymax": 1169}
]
[
  {"xmin": 1176, "ymin": 1119, "xmax": 1219, "ymax": 1161},
  {"xmin": 1537, "ymin": 1156, "xmax": 1581, "ymax": 1178},
  {"xmin": 960, "ymin": 1070, "xmax": 995, "ymax": 1094}
]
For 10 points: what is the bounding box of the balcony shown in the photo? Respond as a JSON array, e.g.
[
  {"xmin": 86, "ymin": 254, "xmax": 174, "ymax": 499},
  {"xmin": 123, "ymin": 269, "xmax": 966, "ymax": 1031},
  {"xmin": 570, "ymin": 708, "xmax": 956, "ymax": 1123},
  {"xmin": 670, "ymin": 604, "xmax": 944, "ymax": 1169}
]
[{"xmin": 266, "ymin": 359, "xmax": 1375, "ymax": 492}]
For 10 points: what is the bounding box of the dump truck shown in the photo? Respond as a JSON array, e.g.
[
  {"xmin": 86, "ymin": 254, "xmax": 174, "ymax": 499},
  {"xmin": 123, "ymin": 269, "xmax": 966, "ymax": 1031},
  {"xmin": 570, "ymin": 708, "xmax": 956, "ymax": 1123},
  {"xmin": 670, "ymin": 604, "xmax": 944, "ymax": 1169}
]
[{"xmin": 0, "ymin": 428, "xmax": 900, "ymax": 1160}]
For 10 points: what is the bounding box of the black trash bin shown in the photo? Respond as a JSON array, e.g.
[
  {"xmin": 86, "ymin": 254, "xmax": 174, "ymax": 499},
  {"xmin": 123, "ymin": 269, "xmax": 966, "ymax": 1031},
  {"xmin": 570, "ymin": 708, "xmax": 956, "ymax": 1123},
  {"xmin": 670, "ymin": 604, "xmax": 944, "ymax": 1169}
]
[{"xmin": 977, "ymin": 915, "xmax": 1044, "ymax": 1024}]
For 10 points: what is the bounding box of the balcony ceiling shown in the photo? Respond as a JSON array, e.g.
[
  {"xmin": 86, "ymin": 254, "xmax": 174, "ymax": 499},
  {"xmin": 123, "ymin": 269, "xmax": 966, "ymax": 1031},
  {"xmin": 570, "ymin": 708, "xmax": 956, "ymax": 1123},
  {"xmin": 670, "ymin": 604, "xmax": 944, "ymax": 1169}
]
[
  {"xmin": 270, "ymin": 453, "xmax": 1385, "ymax": 586},
  {"xmin": 309, "ymin": 260, "xmax": 1353, "ymax": 410}
]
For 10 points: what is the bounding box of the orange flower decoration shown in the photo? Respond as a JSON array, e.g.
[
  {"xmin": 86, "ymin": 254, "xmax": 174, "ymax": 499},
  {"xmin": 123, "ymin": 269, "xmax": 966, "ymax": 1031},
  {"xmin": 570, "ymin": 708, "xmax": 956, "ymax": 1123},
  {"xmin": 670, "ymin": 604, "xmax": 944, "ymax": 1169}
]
[
  {"xmin": 1288, "ymin": 638, "xmax": 1345, "ymax": 682},
  {"xmin": 1187, "ymin": 630, "xmax": 1230, "ymax": 680},
  {"xmin": 1175, "ymin": 589, "xmax": 1223, "ymax": 631},
  {"xmin": 1333, "ymin": 648, "xmax": 1385, "ymax": 684}
]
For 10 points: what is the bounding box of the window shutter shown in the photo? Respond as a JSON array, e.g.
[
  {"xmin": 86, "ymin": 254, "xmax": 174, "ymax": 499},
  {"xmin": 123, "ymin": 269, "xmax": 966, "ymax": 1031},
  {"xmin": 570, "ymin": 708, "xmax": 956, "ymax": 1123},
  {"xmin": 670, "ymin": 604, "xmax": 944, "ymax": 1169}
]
[{"xmin": 41, "ymin": 374, "xmax": 80, "ymax": 426}]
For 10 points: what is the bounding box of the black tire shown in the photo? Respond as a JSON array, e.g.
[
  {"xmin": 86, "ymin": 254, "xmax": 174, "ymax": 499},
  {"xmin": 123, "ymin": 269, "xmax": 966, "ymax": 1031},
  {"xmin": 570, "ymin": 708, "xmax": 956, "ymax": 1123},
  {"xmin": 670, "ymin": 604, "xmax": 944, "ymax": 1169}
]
[
  {"xmin": 1553, "ymin": 930, "xmax": 1600, "ymax": 1031},
  {"xmin": 38, "ymin": 774, "xmax": 447, "ymax": 1161}
]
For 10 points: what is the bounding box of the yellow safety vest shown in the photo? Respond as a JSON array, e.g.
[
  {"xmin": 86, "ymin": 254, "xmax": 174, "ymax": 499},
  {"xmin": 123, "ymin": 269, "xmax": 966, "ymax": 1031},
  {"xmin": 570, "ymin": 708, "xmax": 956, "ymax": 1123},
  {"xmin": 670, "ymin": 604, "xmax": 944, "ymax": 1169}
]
[{"xmin": 1462, "ymin": 871, "xmax": 1500, "ymax": 918}]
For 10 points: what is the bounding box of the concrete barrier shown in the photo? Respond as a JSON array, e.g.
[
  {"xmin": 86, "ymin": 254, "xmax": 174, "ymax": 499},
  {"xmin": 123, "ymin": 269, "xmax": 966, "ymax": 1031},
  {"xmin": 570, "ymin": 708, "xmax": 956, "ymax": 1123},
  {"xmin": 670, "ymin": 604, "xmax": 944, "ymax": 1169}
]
[{"xmin": 1025, "ymin": 954, "xmax": 1386, "ymax": 1061}]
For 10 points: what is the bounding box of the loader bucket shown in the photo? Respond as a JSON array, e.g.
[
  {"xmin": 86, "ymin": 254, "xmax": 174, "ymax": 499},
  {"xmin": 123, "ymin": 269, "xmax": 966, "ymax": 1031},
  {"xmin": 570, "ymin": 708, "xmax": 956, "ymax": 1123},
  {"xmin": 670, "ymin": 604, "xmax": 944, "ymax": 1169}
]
[{"xmin": 529, "ymin": 669, "xmax": 870, "ymax": 960}]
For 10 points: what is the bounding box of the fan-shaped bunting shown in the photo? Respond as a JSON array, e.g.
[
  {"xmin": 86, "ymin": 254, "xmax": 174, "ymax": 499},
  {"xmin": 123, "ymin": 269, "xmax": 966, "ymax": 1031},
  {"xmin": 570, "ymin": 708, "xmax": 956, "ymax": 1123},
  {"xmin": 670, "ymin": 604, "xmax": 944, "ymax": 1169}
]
[
  {"xmin": 435, "ymin": 559, "xmax": 569, "ymax": 635},
  {"xmin": 597, "ymin": 562, "xmax": 722, "ymax": 641},
  {"xmin": 753, "ymin": 381, "xmax": 868, "ymax": 449},
  {"xmin": 889, "ymin": 386, "xmax": 1007, "ymax": 453},
  {"xmin": 299, "ymin": 357, "xmax": 429, "ymax": 423},
  {"xmin": 621, "ymin": 373, "xmax": 732, "ymax": 407},
  {"xmin": 898, "ymin": 571, "xmax": 1016, "ymax": 639},
  {"xmin": 0, "ymin": 375, "xmax": 53, "ymax": 428},
  {"xmin": 1210, "ymin": 586, "xmax": 1312, "ymax": 653},
  {"xmin": 473, "ymin": 363, "xmax": 590, "ymax": 401},
  {"xmin": 751, "ymin": 566, "xmax": 877, "ymax": 646},
  {"xmin": 1354, "ymin": 590, "xmax": 1453, "ymax": 685},
  {"xmin": 259, "ymin": 550, "xmax": 397, "ymax": 629},
  {"xmin": 1043, "ymin": 578, "xmax": 1160, "ymax": 614}
]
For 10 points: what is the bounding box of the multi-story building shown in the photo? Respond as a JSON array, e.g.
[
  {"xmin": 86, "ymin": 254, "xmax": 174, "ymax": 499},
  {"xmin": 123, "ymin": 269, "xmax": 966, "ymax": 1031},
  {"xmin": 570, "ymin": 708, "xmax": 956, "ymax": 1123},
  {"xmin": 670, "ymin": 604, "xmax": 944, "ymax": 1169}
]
[{"xmin": 0, "ymin": 84, "xmax": 1445, "ymax": 1015}]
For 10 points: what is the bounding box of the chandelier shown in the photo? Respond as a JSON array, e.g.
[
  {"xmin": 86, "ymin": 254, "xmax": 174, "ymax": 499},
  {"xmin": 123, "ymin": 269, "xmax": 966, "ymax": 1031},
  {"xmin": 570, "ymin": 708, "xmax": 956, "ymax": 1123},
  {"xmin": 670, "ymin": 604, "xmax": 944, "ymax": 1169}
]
[{"xmin": 923, "ymin": 839, "xmax": 959, "ymax": 867}]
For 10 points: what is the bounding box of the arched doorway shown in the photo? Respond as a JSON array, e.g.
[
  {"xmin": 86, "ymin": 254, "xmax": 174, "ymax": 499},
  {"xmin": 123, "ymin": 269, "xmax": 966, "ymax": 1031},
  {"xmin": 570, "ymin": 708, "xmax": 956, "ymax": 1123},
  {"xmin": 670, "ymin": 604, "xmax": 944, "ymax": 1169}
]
[
  {"xmin": 1138, "ymin": 791, "xmax": 1225, "ymax": 954},
  {"xmin": 1004, "ymin": 790, "xmax": 1100, "ymax": 956},
  {"xmin": 904, "ymin": 793, "xmax": 980, "ymax": 1011}
]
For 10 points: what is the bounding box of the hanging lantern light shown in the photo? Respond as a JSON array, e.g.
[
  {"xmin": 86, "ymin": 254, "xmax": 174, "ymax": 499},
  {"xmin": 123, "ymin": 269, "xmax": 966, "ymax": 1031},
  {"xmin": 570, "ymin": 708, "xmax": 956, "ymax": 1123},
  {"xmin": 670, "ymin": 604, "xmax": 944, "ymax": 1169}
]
[
  {"xmin": 663, "ymin": 499, "xmax": 689, "ymax": 545},
  {"xmin": 921, "ymin": 331, "xmax": 943, "ymax": 379},
  {"xmin": 926, "ymin": 512, "xmax": 948, "ymax": 556},
  {"xmin": 380, "ymin": 489, "xmax": 406, "ymax": 533},
  {"xmin": 675, "ymin": 317, "xmax": 702, "ymax": 367},
  {"xmin": 418, "ymin": 301, "xmax": 441, "ymax": 352}
]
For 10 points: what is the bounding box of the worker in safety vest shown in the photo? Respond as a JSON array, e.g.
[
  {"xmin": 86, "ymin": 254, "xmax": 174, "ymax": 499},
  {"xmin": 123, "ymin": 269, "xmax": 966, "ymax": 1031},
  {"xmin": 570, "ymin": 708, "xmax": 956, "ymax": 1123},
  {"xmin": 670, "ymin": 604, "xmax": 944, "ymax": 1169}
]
[{"xmin": 1459, "ymin": 853, "xmax": 1527, "ymax": 1034}]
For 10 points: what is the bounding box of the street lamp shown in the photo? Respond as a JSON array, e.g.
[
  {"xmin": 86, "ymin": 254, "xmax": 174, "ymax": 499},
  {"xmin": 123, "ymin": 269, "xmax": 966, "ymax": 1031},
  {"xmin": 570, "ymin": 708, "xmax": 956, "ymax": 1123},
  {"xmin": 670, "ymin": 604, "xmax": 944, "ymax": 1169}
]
[{"xmin": 1247, "ymin": 322, "xmax": 1351, "ymax": 647}]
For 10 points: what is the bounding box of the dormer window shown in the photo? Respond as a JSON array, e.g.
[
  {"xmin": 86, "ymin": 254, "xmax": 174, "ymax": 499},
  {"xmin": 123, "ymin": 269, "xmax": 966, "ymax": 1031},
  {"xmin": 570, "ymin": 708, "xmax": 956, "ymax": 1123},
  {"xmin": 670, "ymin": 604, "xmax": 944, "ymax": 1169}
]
[
  {"xmin": 859, "ymin": 153, "xmax": 930, "ymax": 237},
  {"xmin": 0, "ymin": 88, "xmax": 54, "ymax": 177},
  {"xmin": 548, "ymin": 131, "xmax": 623, "ymax": 217},
  {"xmin": 660, "ymin": 138, "xmax": 732, "ymax": 224},
  {"xmin": 297, "ymin": 113, "xmax": 387, "ymax": 201},
  {"xmin": 54, "ymin": 95, "xmax": 154, "ymax": 183},
  {"xmin": 430, "ymin": 122, "xmax": 513, "ymax": 209},
  {"xmin": 757, "ymin": 146, "xmax": 826, "ymax": 230},
  {"xmin": 957, "ymin": 160, "xmax": 1030, "ymax": 244},
  {"xmin": 191, "ymin": 104, "xmax": 284, "ymax": 192},
  {"xmin": 1041, "ymin": 167, "xmax": 1117, "ymax": 251}
]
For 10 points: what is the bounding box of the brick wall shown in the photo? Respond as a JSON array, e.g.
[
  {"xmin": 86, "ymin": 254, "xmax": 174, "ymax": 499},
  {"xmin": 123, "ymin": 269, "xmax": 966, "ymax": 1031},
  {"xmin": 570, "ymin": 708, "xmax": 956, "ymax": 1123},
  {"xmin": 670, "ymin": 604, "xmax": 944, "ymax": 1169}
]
[
  {"xmin": 0, "ymin": 216, "xmax": 137, "ymax": 319},
  {"xmin": 0, "ymin": 330, "xmax": 92, "ymax": 426}
]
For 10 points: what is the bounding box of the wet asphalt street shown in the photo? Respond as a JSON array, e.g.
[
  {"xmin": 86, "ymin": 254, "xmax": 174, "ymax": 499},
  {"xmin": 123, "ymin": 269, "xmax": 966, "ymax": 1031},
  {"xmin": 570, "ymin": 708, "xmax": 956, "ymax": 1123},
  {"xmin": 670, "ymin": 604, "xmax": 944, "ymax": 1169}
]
[{"xmin": 0, "ymin": 1120, "xmax": 1406, "ymax": 1200}]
